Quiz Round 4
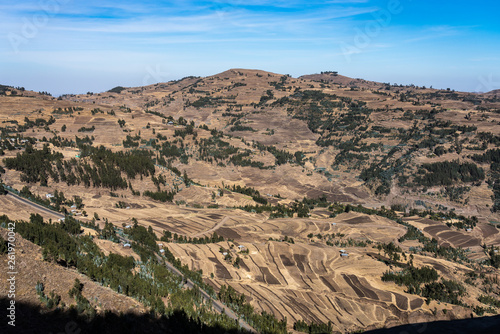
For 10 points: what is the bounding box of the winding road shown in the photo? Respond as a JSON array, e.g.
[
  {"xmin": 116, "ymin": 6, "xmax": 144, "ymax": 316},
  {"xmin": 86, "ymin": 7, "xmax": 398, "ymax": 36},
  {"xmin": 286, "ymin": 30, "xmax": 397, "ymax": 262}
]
[{"xmin": 161, "ymin": 259, "xmax": 255, "ymax": 332}]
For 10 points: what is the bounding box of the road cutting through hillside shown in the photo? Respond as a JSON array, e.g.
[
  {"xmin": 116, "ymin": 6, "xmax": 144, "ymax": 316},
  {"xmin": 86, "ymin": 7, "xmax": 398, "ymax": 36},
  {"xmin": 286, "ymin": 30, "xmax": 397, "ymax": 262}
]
[{"xmin": 6, "ymin": 191, "xmax": 65, "ymax": 220}]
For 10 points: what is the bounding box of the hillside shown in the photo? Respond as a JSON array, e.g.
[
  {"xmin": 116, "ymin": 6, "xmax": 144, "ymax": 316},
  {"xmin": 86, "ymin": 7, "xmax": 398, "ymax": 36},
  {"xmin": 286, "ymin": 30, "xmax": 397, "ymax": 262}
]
[
  {"xmin": 0, "ymin": 228, "xmax": 145, "ymax": 323},
  {"xmin": 1, "ymin": 69, "xmax": 500, "ymax": 333}
]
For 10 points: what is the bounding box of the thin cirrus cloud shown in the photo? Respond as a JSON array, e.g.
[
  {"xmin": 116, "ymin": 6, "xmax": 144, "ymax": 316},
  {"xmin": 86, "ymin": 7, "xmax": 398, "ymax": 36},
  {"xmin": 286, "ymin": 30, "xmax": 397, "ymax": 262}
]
[
  {"xmin": 1, "ymin": 0, "xmax": 499, "ymax": 95},
  {"xmin": 44, "ymin": 6, "xmax": 374, "ymax": 34},
  {"xmin": 403, "ymin": 25, "xmax": 472, "ymax": 44},
  {"xmin": 53, "ymin": 16, "xmax": 221, "ymax": 34},
  {"xmin": 2, "ymin": 2, "xmax": 374, "ymax": 49}
]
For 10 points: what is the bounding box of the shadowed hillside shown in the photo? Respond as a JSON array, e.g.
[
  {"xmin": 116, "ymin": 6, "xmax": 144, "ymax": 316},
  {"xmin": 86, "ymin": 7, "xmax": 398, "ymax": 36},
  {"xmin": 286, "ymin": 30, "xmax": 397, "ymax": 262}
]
[
  {"xmin": 363, "ymin": 314, "xmax": 500, "ymax": 334},
  {"xmin": 0, "ymin": 297, "xmax": 247, "ymax": 334}
]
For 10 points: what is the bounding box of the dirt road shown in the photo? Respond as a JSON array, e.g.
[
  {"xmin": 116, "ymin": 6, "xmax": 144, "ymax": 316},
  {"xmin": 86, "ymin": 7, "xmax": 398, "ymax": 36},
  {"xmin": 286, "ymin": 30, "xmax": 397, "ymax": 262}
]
[{"xmin": 191, "ymin": 216, "xmax": 229, "ymax": 238}]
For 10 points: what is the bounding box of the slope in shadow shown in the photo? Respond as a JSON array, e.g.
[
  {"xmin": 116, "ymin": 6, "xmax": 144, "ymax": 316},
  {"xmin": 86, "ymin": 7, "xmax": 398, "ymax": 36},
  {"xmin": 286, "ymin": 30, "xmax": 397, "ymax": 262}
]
[
  {"xmin": 0, "ymin": 298, "xmax": 249, "ymax": 334},
  {"xmin": 363, "ymin": 314, "xmax": 500, "ymax": 334}
]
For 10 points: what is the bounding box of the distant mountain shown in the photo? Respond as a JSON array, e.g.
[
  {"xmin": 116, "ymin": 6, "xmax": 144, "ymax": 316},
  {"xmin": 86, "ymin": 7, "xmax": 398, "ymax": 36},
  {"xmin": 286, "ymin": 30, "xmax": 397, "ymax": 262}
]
[{"xmin": 484, "ymin": 89, "xmax": 500, "ymax": 96}]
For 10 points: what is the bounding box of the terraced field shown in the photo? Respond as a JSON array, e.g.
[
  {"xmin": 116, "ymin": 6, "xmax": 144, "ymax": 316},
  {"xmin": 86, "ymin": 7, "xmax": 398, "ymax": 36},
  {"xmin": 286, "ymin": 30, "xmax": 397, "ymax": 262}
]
[
  {"xmin": 403, "ymin": 217, "xmax": 487, "ymax": 251},
  {"xmin": 163, "ymin": 211, "xmax": 468, "ymax": 332}
]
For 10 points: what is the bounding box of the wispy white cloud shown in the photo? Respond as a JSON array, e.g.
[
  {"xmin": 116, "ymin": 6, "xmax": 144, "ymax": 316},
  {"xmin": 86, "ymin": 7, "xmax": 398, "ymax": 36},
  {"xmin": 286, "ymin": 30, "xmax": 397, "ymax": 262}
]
[
  {"xmin": 2, "ymin": 2, "xmax": 375, "ymax": 47},
  {"xmin": 52, "ymin": 15, "xmax": 221, "ymax": 34},
  {"xmin": 404, "ymin": 25, "xmax": 473, "ymax": 43}
]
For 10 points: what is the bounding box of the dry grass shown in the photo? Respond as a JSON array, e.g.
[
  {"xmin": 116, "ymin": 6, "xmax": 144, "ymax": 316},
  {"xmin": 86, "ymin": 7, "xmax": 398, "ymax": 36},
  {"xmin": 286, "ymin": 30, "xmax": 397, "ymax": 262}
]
[{"xmin": 0, "ymin": 229, "xmax": 145, "ymax": 315}]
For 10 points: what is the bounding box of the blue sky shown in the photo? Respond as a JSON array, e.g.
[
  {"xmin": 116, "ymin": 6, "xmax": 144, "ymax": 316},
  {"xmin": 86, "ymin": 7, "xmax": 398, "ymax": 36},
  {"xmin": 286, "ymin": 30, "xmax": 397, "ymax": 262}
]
[{"xmin": 1, "ymin": 0, "xmax": 499, "ymax": 96}]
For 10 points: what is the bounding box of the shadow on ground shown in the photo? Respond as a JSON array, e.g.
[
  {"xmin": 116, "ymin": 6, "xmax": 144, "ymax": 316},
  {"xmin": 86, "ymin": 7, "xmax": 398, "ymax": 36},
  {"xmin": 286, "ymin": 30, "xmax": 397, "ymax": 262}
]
[
  {"xmin": 0, "ymin": 297, "xmax": 247, "ymax": 334},
  {"xmin": 363, "ymin": 314, "xmax": 500, "ymax": 334}
]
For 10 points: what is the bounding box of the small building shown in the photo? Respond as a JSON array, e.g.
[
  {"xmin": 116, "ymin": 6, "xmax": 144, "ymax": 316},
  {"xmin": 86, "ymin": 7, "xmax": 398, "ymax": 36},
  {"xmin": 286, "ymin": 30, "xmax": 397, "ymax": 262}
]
[
  {"xmin": 466, "ymin": 228, "xmax": 472, "ymax": 232},
  {"xmin": 46, "ymin": 193, "xmax": 54, "ymax": 199},
  {"xmin": 167, "ymin": 121, "xmax": 174, "ymax": 125},
  {"xmin": 339, "ymin": 249, "xmax": 346, "ymax": 254},
  {"xmin": 222, "ymin": 252, "xmax": 228, "ymax": 256},
  {"xmin": 340, "ymin": 253, "xmax": 349, "ymax": 257},
  {"xmin": 238, "ymin": 245, "xmax": 245, "ymax": 249},
  {"xmin": 124, "ymin": 225, "xmax": 132, "ymax": 229},
  {"xmin": 331, "ymin": 223, "xmax": 337, "ymax": 226},
  {"xmin": 123, "ymin": 243, "xmax": 131, "ymax": 248},
  {"xmin": 58, "ymin": 218, "xmax": 65, "ymax": 222},
  {"xmin": 160, "ymin": 249, "xmax": 165, "ymax": 254}
]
